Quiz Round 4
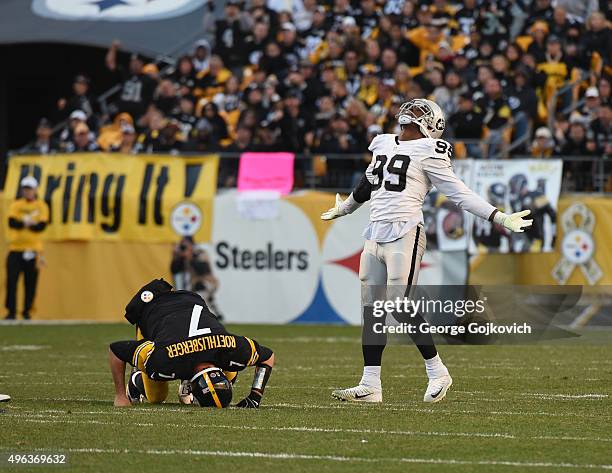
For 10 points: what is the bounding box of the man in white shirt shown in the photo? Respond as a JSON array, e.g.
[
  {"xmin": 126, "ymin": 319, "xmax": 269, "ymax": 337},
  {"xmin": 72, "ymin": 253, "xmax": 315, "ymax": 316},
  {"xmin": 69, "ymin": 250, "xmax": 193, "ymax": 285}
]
[{"xmin": 322, "ymin": 98, "xmax": 532, "ymax": 403}]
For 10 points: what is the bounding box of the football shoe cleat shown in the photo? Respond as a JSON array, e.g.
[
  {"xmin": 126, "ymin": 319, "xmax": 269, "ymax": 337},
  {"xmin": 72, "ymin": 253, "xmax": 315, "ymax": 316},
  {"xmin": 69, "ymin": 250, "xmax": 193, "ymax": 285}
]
[
  {"xmin": 332, "ymin": 384, "xmax": 382, "ymax": 403},
  {"xmin": 423, "ymin": 374, "xmax": 453, "ymax": 403}
]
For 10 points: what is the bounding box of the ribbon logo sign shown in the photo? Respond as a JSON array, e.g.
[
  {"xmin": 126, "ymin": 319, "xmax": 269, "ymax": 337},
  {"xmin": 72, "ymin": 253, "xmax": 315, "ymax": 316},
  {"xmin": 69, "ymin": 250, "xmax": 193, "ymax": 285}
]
[{"xmin": 552, "ymin": 203, "xmax": 602, "ymax": 285}]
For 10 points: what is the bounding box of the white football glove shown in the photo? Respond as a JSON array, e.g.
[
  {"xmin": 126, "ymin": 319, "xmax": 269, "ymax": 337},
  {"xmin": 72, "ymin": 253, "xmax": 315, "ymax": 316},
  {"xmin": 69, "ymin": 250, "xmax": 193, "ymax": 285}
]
[
  {"xmin": 321, "ymin": 193, "xmax": 347, "ymax": 221},
  {"xmin": 493, "ymin": 209, "xmax": 533, "ymax": 233}
]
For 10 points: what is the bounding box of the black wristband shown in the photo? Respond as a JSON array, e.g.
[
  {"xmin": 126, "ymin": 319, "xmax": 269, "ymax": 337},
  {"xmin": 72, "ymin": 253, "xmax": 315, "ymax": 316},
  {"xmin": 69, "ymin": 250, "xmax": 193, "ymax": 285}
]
[{"xmin": 488, "ymin": 209, "xmax": 498, "ymax": 222}]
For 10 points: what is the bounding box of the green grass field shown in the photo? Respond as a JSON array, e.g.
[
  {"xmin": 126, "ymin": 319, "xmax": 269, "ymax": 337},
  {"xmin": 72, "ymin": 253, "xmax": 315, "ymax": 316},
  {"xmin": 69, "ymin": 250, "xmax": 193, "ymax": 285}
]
[{"xmin": 0, "ymin": 323, "xmax": 611, "ymax": 472}]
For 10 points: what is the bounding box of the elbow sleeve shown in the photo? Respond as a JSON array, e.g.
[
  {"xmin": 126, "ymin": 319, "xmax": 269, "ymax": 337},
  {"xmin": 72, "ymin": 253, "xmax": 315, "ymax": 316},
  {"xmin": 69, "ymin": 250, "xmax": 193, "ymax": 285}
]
[{"xmin": 353, "ymin": 174, "xmax": 373, "ymax": 204}]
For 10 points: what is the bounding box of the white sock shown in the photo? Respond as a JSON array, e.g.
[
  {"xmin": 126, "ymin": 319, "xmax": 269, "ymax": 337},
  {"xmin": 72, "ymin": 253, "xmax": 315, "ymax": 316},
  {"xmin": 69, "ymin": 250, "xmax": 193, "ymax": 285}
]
[
  {"xmin": 424, "ymin": 354, "xmax": 449, "ymax": 379},
  {"xmin": 359, "ymin": 366, "xmax": 382, "ymax": 390}
]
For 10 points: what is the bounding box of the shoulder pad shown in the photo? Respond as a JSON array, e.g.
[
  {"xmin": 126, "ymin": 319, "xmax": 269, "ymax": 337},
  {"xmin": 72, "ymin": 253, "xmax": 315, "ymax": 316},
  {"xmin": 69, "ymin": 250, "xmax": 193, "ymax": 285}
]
[{"xmin": 368, "ymin": 133, "xmax": 395, "ymax": 152}]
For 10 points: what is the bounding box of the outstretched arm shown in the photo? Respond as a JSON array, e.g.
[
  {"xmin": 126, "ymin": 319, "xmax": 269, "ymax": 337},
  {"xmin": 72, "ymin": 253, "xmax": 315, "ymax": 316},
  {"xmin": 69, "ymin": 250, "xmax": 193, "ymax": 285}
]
[
  {"xmin": 424, "ymin": 158, "xmax": 532, "ymax": 233},
  {"xmin": 321, "ymin": 174, "xmax": 372, "ymax": 221}
]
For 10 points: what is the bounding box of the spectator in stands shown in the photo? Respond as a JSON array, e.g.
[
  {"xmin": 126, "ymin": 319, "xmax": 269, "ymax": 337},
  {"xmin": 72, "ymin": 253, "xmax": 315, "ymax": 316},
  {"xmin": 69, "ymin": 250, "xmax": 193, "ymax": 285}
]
[
  {"xmin": 598, "ymin": 76, "xmax": 610, "ymax": 106},
  {"xmin": 478, "ymin": 78, "xmax": 512, "ymax": 158},
  {"xmin": 109, "ymin": 124, "xmax": 138, "ymax": 154},
  {"xmin": 448, "ymin": 91, "xmax": 483, "ymax": 158},
  {"xmin": 508, "ymin": 67, "xmax": 538, "ymax": 145},
  {"xmin": 200, "ymin": 102, "xmax": 229, "ymax": 143},
  {"xmin": 170, "ymin": 55, "xmax": 197, "ymax": 96},
  {"xmin": 186, "ymin": 119, "xmax": 217, "ymax": 153},
  {"xmin": 57, "ymin": 75, "xmax": 96, "ymax": 128},
  {"xmin": 105, "ymin": 41, "xmax": 156, "ymax": 119},
  {"xmin": 5, "ymin": 176, "xmax": 49, "ymax": 320},
  {"xmin": 571, "ymin": 87, "xmax": 601, "ymax": 125},
  {"xmin": 59, "ymin": 109, "xmax": 88, "ymax": 150},
  {"xmin": 213, "ymin": 0, "xmax": 252, "ymax": 69},
  {"xmin": 26, "ymin": 118, "xmax": 57, "ymax": 155},
  {"xmin": 432, "ymin": 69, "xmax": 465, "ymax": 117},
  {"xmin": 526, "ymin": 21, "xmax": 549, "ymax": 63},
  {"xmin": 559, "ymin": 120, "xmax": 597, "ymax": 155},
  {"xmin": 584, "ymin": 12, "xmax": 610, "ymax": 59},
  {"xmin": 192, "ymin": 39, "xmax": 211, "ymax": 73},
  {"xmin": 558, "ymin": 119, "xmax": 599, "ymax": 190},
  {"xmin": 173, "ymin": 96, "xmax": 198, "ymax": 139},
  {"xmin": 97, "ymin": 112, "xmax": 134, "ymax": 151},
  {"xmin": 531, "ymin": 127, "xmax": 555, "ymax": 158},
  {"xmin": 154, "ymin": 79, "xmax": 179, "ymax": 116},
  {"xmin": 66, "ymin": 123, "xmax": 99, "ymax": 153}
]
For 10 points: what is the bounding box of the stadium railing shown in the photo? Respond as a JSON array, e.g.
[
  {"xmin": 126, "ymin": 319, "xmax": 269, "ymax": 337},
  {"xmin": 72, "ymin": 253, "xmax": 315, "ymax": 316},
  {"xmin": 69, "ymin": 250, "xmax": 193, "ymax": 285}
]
[{"xmin": 6, "ymin": 149, "xmax": 608, "ymax": 194}]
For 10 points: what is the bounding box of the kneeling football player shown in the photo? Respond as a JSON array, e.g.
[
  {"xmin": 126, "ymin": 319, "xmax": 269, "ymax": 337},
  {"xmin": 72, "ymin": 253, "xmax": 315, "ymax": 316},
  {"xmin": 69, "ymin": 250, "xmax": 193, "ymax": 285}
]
[{"xmin": 108, "ymin": 279, "xmax": 274, "ymax": 408}]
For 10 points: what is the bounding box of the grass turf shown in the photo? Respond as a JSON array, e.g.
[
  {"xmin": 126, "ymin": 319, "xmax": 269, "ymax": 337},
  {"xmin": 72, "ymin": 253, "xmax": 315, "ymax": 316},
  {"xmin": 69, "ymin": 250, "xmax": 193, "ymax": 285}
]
[{"xmin": 0, "ymin": 323, "xmax": 611, "ymax": 472}]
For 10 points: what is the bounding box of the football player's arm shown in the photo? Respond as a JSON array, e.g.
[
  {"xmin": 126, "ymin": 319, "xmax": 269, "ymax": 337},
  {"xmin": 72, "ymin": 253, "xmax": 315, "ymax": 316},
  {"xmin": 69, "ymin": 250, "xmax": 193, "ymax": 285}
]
[
  {"xmin": 321, "ymin": 136, "xmax": 380, "ymax": 220},
  {"xmin": 108, "ymin": 340, "xmax": 141, "ymax": 407},
  {"xmin": 422, "ymin": 155, "xmax": 532, "ymax": 233},
  {"xmin": 236, "ymin": 343, "xmax": 274, "ymax": 408}
]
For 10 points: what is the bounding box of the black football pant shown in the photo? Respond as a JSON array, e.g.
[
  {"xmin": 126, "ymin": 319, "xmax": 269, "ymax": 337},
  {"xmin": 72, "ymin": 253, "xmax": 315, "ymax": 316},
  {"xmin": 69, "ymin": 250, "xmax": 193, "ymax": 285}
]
[{"xmin": 5, "ymin": 251, "xmax": 39, "ymax": 318}]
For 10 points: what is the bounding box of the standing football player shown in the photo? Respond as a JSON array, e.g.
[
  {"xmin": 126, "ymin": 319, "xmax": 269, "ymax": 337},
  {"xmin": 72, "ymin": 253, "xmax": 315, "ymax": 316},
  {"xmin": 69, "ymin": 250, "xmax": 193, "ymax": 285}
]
[
  {"xmin": 109, "ymin": 279, "xmax": 274, "ymax": 408},
  {"xmin": 321, "ymin": 99, "xmax": 532, "ymax": 403}
]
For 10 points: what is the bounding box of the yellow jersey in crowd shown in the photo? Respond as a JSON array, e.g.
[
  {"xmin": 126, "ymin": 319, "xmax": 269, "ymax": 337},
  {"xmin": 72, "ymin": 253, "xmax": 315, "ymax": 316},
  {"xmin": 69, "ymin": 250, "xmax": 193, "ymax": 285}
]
[{"xmin": 7, "ymin": 198, "xmax": 49, "ymax": 252}]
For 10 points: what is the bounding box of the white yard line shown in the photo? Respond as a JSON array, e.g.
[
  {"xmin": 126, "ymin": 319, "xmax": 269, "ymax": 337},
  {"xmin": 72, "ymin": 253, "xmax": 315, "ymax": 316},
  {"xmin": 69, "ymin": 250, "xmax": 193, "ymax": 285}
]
[
  {"xmin": 7, "ymin": 414, "xmax": 612, "ymax": 443},
  {"xmin": 1, "ymin": 447, "xmax": 608, "ymax": 470},
  {"xmin": 8, "ymin": 398, "xmax": 612, "ymax": 417}
]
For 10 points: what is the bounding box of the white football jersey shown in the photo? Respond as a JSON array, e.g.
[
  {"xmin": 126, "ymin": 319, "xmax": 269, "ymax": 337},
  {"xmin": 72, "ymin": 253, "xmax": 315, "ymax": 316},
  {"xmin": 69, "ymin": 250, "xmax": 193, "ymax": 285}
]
[{"xmin": 363, "ymin": 134, "xmax": 495, "ymax": 242}]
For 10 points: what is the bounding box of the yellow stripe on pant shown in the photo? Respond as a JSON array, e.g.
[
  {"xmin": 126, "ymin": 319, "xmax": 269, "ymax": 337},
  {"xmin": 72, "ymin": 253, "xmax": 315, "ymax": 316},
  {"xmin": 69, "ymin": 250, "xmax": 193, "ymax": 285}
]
[{"xmin": 135, "ymin": 329, "xmax": 168, "ymax": 404}]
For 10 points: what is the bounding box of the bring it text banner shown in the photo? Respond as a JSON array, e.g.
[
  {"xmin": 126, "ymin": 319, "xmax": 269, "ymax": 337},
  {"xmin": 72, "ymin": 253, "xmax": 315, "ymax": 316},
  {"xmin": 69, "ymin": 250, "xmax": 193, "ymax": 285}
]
[{"xmin": 3, "ymin": 154, "xmax": 219, "ymax": 243}]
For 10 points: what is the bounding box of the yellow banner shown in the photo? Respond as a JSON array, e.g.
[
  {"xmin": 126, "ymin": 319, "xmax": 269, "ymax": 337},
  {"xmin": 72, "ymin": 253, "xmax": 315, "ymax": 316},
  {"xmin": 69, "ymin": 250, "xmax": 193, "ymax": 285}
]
[
  {"xmin": 3, "ymin": 154, "xmax": 218, "ymax": 243},
  {"xmin": 470, "ymin": 195, "xmax": 612, "ymax": 285}
]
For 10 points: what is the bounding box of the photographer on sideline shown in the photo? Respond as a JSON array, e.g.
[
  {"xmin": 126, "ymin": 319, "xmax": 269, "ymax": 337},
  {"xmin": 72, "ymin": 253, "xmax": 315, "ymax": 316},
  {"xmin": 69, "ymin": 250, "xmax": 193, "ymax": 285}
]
[
  {"xmin": 5, "ymin": 177, "xmax": 49, "ymax": 320},
  {"xmin": 170, "ymin": 236, "xmax": 222, "ymax": 319}
]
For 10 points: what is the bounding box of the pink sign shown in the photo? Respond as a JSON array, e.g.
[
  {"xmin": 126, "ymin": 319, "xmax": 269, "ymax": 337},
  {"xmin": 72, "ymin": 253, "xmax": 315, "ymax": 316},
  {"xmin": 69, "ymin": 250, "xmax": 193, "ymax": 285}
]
[{"xmin": 237, "ymin": 152, "xmax": 295, "ymax": 195}]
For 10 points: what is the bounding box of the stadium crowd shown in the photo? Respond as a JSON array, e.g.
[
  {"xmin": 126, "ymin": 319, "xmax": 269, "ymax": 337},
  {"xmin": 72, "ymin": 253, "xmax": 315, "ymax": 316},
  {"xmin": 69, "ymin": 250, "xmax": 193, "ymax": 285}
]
[{"xmin": 25, "ymin": 0, "xmax": 611, "ymax": 190}]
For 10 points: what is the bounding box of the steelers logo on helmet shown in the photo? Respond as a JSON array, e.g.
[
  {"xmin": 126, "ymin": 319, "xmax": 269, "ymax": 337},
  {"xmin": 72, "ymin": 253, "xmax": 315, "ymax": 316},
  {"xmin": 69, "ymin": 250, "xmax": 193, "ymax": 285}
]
[
  {"xmin": 190, "ymin": 368, "xmax": 233, "ymax": 408},
  {"xmin": 141, "ymin": 291, "xmax": 154, "ymax": 303}
]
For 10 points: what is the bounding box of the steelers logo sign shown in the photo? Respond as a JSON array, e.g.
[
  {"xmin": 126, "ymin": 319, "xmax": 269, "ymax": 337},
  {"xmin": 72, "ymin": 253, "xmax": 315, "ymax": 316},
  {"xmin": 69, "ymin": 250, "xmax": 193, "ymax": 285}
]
[
  {"xmin": 561, "ymin": 229, "xmax": 594, "ymax": 265},
  {"xmin": 32, "ymin": 0, "xmax": 207, "ymax": 22},
  {"xmin": 171, "ymin": 202, "xmax": 202, "ymax": 237},
  {"xmin": 140, "ymin": 291, "xmax": 154, "ymax": 303}
]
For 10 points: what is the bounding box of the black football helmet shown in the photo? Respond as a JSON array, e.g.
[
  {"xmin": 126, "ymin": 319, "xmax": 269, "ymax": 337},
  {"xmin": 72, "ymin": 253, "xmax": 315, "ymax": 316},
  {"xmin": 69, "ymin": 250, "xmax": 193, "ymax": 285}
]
[{"xmin": 190, "ymin": 368, "xmax": 233, "ymax": 408}]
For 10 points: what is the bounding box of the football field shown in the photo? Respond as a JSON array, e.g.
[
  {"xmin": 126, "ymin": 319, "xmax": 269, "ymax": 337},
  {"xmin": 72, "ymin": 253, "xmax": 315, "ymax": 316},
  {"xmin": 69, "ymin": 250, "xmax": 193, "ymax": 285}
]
[{"xmin": 0, "ymin": 323, "xmax": 611, "ymax": 472}]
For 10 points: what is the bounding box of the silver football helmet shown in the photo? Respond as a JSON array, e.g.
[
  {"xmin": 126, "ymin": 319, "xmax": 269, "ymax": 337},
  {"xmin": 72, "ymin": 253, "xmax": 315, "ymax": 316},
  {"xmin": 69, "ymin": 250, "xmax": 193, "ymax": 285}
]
[{"xmin": 395, "ymin": 98, "xmax": 445, "ymax": 139}]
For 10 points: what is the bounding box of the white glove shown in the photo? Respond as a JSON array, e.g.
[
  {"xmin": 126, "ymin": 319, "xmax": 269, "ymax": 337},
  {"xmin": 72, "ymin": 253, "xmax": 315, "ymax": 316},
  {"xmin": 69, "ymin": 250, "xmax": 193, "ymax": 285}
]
[
  {"xmin": 493, "ymin": 209, "xmax": 533, "ymax": 233},
  {"xmin": 321, "ymin": 193, "xmax": 347, "ymax": 220}
]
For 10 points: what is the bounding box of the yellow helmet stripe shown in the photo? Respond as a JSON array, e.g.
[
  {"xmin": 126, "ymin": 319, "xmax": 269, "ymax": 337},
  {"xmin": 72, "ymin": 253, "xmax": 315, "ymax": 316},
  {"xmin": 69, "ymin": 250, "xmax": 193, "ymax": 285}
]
[{"xmin": 203, "ymin": 372, "xmax": 222, "ymax": 408}]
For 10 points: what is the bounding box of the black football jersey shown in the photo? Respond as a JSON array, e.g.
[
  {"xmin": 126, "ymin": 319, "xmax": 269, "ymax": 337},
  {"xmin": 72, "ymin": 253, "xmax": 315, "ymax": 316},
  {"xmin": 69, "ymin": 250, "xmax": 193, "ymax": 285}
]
[{"xmin": 137, "ymin": 291, "xmax": 264, "ymax": 380}]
